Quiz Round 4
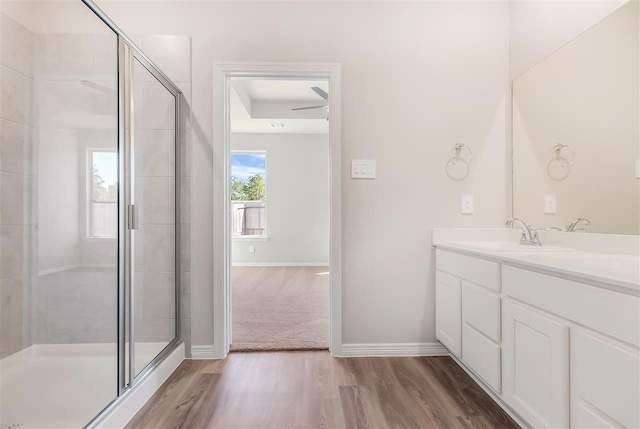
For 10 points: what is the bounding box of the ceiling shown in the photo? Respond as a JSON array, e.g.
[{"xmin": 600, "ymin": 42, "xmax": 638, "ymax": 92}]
[{"xmin": 230, "ymin": 79, "xmax": 329, "ymax": 134}]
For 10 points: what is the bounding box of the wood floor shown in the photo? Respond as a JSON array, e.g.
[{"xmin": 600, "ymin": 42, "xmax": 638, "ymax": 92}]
[{"xmin": 126, "ymin": 351, "xmax": 519, "ymax": 429}]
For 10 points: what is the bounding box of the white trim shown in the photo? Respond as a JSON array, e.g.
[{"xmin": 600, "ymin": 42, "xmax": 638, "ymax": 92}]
[
  {"xmin": 213, "ymin": 62, "xmax": 342, "ymax": 359},
  {"xmin": 92, "ymin": 343, "xmax": 184, "ymax": 429},
  {"xmin": 337, "ymin": 342, "xmax": 449, "ymax": 357},
  {"xmin": 232, "ymin": 235, "xmax": 269, "ymax": 242},
  {"xmin": 450, "ymin": 353, "xmax": 532, "ymax": 429},
  {"xmin": 190, "ymin": 345, "xmax": 217, "ymax": 359},
  {"xmin": 232, "ymin": 262, "xmax": 329, "ymax": 267}
]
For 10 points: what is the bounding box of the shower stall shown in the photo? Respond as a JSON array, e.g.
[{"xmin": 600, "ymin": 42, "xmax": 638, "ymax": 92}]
[{"xmin": 0, "ymin": 0, "xmax": 183, "ymax": 427}]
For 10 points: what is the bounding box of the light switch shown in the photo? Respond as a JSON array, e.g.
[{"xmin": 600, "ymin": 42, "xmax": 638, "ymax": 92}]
[
  {"xmin": 461, "ymin": 194, "xmax": 473, "ymax": 214},
  {"xmin": 249, "ymin": 245, "xmax": 255, "ymax": 253},
  {"xmin": 544, "ymin": 194, "xmax": 557, "ymax": 214},
  {"xmin": 351, "ymin": 160, "xmax": 376, "ymax": 179}
]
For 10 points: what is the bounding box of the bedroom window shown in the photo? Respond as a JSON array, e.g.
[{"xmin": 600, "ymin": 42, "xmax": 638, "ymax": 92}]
[{"xmin": 231, "ymin": 152, "xmax": 267, "ymax": 237}]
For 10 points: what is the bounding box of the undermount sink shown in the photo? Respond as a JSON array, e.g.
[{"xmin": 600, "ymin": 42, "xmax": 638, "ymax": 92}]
[{"xmin": 455, "ymin": 241, "xmax": 573, "ymax": 252}]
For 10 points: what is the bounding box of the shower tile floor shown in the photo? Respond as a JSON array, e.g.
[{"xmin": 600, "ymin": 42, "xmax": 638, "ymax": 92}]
[{"xmin": 0, "ymin": 343, "xmax": 166, "ymax": 428}]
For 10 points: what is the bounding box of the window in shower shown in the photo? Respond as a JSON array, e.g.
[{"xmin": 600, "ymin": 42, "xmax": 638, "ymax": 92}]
[{"xmin": 88, "ymin": 149, "xmax": 118, "ymax": 238}]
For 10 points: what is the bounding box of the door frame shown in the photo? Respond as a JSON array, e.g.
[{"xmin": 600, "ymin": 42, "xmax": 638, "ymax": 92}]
[{"xmin": 212, "ymin": 62, "xmax": 342, "ymax": 357}]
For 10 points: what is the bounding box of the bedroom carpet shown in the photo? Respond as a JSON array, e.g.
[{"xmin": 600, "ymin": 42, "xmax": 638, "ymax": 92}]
[{"xmin": 230, "ymin": 266, "xmax": 330, "ymax": 352}]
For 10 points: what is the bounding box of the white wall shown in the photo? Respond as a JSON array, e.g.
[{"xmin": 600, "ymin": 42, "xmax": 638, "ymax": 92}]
[
  {"xmin": 231, "ymin": 133, "xmax": 329, "ymax": 265},
  {"xmin": 92, "ymin": 0, "xmax": 510, "ymax": 349}
]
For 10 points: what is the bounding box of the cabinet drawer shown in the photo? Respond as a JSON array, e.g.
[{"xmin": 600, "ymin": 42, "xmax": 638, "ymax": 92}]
[
  {"xmin": 462, "ymin": 281, "xmax": 500, "ymax": 342},
  {"xmin": 503, "ymin": 265, "xmax": 640, "ymax": 347},
  {"xmin": 436, "ymin": 249, "xmax": 500, "ymax": 292},
  {"xmin": 462, "ymin": 323, "xmax": 501, "ymax": 393}
]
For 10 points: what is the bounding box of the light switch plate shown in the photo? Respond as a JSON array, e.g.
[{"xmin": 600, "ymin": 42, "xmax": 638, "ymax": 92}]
[
  {"xmin": 249, "ymin": 245, "xmax": 255, "ymax": 253},
  {"xmin": 544, "ymin": 194, "xmax": 557, "ymax": 214},
  {"xmin": 351, "ymin": 160, "xmax": 376, "ymax": 179},
  {"xmin": 461, "ymin": 194, "xmax": 473, "ymax": 214}
]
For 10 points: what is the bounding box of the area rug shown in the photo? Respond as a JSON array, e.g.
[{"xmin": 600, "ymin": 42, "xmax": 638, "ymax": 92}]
[{"xmin": 230, "ymin": 266, "xmax": 330, "ymax": 352}]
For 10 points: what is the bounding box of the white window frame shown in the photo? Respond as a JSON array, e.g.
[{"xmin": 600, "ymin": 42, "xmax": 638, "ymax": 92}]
[{"xmin": 87, "ymin": 148, "xmax": 118, "ymax": 239}]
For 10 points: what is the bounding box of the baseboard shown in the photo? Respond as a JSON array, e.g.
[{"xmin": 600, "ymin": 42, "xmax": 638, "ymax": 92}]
[
  {"xmin": 191, "ymin": 345, "xmax": 217, "ymax": 359},
  {"xmin": 450, "ymin": 353, "xmax": 531, "ymax": 429},
  {"xmin": 92, "ymin": 342, "xmax": 184, "ymax": 428},
  {"xmin": 232, "ymin": 262, "xmax": 329, "ymax": 267},
  {"xmin": 337, "ymin": 342, "xmax": 449, "ymax": 357}
]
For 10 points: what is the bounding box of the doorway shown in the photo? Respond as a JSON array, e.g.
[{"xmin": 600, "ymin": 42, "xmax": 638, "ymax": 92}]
[
  {"xmin": 212, "ymin": 63, "xmax": 342, "ymax": 357},
  {"xmin": 229, "ymin": 79, "xmax": 330, "ymax": 351}
]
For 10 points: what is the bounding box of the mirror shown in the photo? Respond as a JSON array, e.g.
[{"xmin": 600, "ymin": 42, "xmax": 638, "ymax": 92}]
[{"xmin": 512, "ymin": 1, "xmax": 639, "ymax": 235}]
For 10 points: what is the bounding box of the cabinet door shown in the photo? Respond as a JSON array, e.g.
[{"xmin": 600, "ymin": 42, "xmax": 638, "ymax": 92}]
[
  {"xmin": 436, "ymin": 271, "xmax": 461, "ymax": 357},
  {"xmin": 572, "ymin": 329, "xmax": 639, "ymax": 428},
  {"xmin": 503, "ymin": 300, "xmax": 569, "ymax": 428}
]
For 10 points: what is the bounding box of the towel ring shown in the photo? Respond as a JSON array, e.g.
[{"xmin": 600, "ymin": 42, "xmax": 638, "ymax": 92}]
[
  {"xmin": 449, "ymin": 143, "xmax": 473, "ymax": 167},
  {"xmin": 553, "ymin": 143, "xmax": 574, "ymax": 165}
]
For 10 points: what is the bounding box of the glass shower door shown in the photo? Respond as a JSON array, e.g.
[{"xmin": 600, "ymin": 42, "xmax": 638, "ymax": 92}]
[
  {"xmin": 130, "ymin": 54, "xmax": 178, "ymax": 377},
  {"xmin": 0, "ymin": 2, "xmax": 121, "ymax": 427}
]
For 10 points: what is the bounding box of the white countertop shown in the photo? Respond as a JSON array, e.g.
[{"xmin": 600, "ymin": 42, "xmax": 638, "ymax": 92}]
[{"xmin": 434, "ymin": 241, "xmax": 640, "ymax": 295}]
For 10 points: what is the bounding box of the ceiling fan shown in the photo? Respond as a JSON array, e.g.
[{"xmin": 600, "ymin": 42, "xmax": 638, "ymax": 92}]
[{"xmin": 291, "ymin": 87, "xmax": 329, "ymax": 119}]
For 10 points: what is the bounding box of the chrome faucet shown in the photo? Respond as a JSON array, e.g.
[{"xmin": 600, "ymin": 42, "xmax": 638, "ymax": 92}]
[
  {"xmin": 566, "ymin": 217, "xmax": 591, "ymax": 232},
  {"xmin": 506, "ymin": 218, "xmax": 542, "ymax": 246}
]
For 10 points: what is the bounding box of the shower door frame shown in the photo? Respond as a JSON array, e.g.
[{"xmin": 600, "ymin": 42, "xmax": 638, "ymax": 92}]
[
  {"xmin": 119, "ymin": 37, "xmax": 182, "ymax": 390},
  {"xmin": 79, "ymin": 0, "xmax": 183, "ymax": 426}
]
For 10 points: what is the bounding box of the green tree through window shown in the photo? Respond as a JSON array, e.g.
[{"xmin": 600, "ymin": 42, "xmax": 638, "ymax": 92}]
[{"xmin": 230, "ymin": 153, "xmax": 266, "ymax": 201}]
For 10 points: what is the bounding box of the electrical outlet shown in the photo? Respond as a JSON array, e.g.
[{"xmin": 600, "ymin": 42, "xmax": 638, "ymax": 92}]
[
  {"xmin": 544, "ymin": 194, "xmax": 557, "ymax": 214},
  {"xmin": 249, "ymin": 245, "xmax": 255, "ymax": 253},
  {"xmin": 461, "ymin": 194, "xmax": 473, "ymax": 214}
]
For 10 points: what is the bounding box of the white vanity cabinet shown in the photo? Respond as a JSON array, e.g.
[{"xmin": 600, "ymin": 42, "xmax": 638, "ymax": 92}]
[
  {"xmin": 434, "ymin": 246, "xmax": 640, "ymax": 429},
  {"xmin": 503, "ymin": 265, "xmax": 640, "ymax": 429}
]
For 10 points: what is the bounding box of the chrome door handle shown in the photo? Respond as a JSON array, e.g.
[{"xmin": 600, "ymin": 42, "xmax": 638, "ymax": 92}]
[{"xmin": 127, "ymin": 204, "xmax": 140, "ymax": 230}]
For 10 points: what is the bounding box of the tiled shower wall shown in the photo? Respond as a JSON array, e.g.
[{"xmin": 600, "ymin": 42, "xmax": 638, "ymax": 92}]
[{"xmin": 0, "ymin": 13, "xmax": 35, "ymax": 359}]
